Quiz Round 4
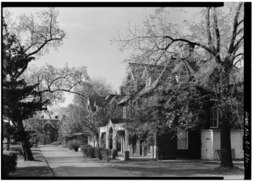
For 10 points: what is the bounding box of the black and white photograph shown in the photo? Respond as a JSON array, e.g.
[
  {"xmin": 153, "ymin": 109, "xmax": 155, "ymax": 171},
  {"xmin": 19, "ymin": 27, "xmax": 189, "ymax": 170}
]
[{"xmin": 2, "ymin": 1, "xmax": 249, "ymax": 179}]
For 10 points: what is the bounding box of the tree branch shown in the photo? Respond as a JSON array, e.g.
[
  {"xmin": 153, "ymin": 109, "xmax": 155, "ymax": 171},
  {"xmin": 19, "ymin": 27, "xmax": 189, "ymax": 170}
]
[
  {"xmin": 228, "ymin": 2, "xmax": 243, "ymax": 54},
  {"xmin": 206, "ymin": 7, "xmax": 214, "ymax": 51},
  {"xmin": 232, "ymin": 36, "xmax": 244, "ymax": 54},
  {"xmin": 26, "ymin": 36, "xmax": 64, "ymax": 58},
  {"xmin": 162, "ymin": 35, "xmax": 216, "ymax": 57},
  {"xmin": 213, "ymin": 8, "xmax": 221, "ymax": 62}
]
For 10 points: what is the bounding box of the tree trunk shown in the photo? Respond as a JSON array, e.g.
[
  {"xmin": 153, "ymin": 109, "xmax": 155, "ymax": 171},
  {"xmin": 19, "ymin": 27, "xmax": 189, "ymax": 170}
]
[
  {"xmin": 219, "ymin": 66, "xmax": 233, "ymax": 168},
  {"xmin": 17, "ymin": 120, "xmax": 34, "ymax": 161},
  {"xmin": 220, "ymin": 124, "xmax": 233, "ymax": 168},
  {"xmin": 21, "ymin": 139, "xmax": 34, "ymax": 161}
]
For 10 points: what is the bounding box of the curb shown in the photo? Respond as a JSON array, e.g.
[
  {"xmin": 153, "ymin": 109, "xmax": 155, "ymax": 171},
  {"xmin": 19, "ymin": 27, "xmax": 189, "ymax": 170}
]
[{"xmin": 37, "ymin": 146, "xmax": 56, "ymax": 177}]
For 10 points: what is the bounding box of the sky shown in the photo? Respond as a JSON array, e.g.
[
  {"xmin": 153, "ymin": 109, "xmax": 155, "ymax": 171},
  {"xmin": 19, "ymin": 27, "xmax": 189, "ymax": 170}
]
[
  {"xmin": 6, "ymin": 7, "xmax": 158, "ymax": 106},
  {"xmin": 5, "ymin": 7, "xmax": 201, "ymax": 107}
]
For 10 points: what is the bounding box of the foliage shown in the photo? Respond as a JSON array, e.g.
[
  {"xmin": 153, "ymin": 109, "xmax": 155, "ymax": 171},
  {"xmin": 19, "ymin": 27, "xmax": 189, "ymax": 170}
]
[
  {"xmin": 23, "ymin": 64, "xmax": 89, "ymax": 105},
  {"xmin": 80, "ymin": 145, "xmax": 111, "ymax": 160},
  {"xmin": 2, "ymin": 151, "xmax": 18, "ymax": 177},
  {"xmin": 57, "ymin": 104, "xmax": 87, "ymax": 140},
  {"xmin": 68, "ymin": 140, "xmax": 82, "ymax": 151},
  {"xmin": 117, "ymin": 3, "xmax": 244, "ymax": 167},
  {"xmin": 2, "ymin": 8, "xmax": 83, "ymax": 161},
  {"xmin": 80, "ymin": 145, "xmax": 96, "ymax": 158},
  {"xmin": 100, "ymin": 148, "xmax": 111, "ymax": 160},
  {"xmin": 2, "ymin": 18, "xmax": 48, "ymax": 160},
  {"xmin": 58, "ymin": 78, "xmax": 114, "ymax": 143}
]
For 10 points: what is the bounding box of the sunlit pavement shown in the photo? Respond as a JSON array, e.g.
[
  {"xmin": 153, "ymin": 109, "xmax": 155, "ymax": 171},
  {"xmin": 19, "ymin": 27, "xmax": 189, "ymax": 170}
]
[{"xmin": 39, "ymin": 145, "xmax": 244, "ymax": 178}]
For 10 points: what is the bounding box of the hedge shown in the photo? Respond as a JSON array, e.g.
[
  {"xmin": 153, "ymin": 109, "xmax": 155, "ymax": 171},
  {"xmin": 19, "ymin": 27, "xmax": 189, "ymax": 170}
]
[
  {"xmin": 2, "ymin": 151, "xmax": 18, "ymax": 177},
  {"xmin": 80, "ymin": 145, "xmax": 94, "ymax": 157},
  {"xmin": 80, "ymin": 145, "xmax": 113, "ymax": 161},
  {"xmin": 100, "ymin": 148, "xmax": 111, "ymax": 161}
]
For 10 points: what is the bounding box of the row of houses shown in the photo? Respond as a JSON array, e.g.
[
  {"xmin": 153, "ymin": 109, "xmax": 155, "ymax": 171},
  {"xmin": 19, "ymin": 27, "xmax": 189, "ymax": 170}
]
[{"xmin": 86, "ymin": 62, "xmax": 244, "ymax": 160}]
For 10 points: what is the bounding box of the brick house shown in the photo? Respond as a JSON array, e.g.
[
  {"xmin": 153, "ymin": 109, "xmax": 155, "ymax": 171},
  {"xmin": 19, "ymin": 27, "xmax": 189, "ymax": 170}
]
[{"xmin": 94, "ymin": 62, "xmax": 243, "ymax": 160}]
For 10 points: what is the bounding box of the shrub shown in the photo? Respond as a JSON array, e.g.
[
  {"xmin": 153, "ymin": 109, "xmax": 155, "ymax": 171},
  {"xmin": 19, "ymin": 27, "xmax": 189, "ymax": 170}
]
[
  {"xmin": 88, "ymin": 147, "xmax": 96, "ymax": 158},
  {"xmin": 69, "ymin": 140, "xmax": 82, "ymax": 151},
  {"xmin": 94, "ymin": 147, "xmax": 103, "ymax": 160},
  {"xmin": 2, "ymin": 151, "xmax": 17, "ymax": 177},
  {"xmin": 80, "ymin": 144, "xmax": 92, "ymax": 157},
  {"xmin": 100, "ymin": 148, "xmax": 111, "ymax": 161}
]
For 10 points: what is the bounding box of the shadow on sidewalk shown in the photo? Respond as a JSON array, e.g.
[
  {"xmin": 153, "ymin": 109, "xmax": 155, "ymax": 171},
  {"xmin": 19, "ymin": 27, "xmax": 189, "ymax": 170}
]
[{"xmin": 9, "ymin": 166, "xmax": 53, "ymax": 177}]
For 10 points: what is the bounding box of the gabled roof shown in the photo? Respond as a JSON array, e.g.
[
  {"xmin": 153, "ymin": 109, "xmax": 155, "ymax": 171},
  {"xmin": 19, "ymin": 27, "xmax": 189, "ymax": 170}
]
[
  {"xmin": 42, "ymin": 119, "xmax": 60, "ymax": 129},
  {"xmin": 128, "ymin": 62, "xmax": 165, "ymax": 82},
  {"xmin": 104, "ymin": 94, "xmax": 117, "ymax": 105}
]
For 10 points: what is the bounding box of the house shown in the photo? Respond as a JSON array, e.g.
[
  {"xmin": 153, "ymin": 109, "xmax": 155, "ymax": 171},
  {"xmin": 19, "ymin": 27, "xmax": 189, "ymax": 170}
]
[
  {"xmin": 94, "ymin": 62, "xmax": 243, "ymax": 160},
  {"xmin": 24, "ymin": 114, "xmax": 61, "ymax": 145},
  {"xmin": 42, "ymin": 118, "xmax": 60, "ymax": 144}
]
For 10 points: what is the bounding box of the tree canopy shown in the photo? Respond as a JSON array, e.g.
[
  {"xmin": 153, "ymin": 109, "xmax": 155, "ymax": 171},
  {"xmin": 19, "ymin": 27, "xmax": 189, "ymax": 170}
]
[{"xmin": 116, "ymin": 3, "xmax": 244, "ymax": 168}]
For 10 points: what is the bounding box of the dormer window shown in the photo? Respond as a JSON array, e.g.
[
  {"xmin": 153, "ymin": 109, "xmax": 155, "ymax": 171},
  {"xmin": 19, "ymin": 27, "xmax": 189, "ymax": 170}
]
[{"xmin": 146, "ymin": 77, "xmax": 151, "ymax": 87}]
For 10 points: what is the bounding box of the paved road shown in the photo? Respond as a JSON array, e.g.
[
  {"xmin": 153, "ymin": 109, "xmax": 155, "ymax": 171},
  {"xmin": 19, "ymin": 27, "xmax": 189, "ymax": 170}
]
[
  {"xmin": 39, "ymin": 145, "xmax": 244, "ymax": 178},
  {"xmin": 39, "ymin": 145, "xmax": 139, "ymax": 177}
]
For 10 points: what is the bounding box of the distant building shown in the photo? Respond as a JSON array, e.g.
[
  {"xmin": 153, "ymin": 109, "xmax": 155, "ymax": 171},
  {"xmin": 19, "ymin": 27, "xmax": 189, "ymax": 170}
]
[
  {"xmin": 42, "ymin": 118, "xmax": 60, "ymax": 144},
  {"xmin": 24, "ymin": 114, "xmax": 61, "ymax": 145}
]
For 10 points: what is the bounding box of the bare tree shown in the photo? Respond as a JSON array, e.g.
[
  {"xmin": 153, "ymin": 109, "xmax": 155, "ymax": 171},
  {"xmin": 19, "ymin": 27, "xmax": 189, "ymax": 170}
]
[{"xmin": 116, "ymin": 3, "xmax": 244, "ymax": 167}]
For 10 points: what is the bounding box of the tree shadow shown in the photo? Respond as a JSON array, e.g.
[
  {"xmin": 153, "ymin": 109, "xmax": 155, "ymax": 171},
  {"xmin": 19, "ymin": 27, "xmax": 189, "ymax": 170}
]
[{"xmin": 8, "ymin": 166, "xmax": 53, "ymax": 178}]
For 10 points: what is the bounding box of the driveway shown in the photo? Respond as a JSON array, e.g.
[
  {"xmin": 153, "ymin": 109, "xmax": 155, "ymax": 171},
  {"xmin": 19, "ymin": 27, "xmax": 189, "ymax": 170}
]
[{"xmin": 39, "ymin": 145, "xmax": 244, "ymax": 178}]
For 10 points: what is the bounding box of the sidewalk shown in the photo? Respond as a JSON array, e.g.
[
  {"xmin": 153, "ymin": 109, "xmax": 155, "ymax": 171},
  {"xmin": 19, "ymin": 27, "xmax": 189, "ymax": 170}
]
[
  {"xmin": 10, "ymin": 147, "xmax": 54, "ymax": 177},
  {"xmin": 9, "ymin": 145, "xmax": 245, "ymax": 179}
]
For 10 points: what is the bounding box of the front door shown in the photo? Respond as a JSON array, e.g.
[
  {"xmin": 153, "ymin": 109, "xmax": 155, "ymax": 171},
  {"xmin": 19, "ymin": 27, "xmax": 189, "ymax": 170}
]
[{"xmin": 206, "ymin": 138, "xmax": 212, "ymax": 159}]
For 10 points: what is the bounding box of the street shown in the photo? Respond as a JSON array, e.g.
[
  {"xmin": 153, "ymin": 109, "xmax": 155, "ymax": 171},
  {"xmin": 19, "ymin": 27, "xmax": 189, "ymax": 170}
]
[{"xmin": 40, "ymin": 145, "xmax": 244, "ymax": 178}]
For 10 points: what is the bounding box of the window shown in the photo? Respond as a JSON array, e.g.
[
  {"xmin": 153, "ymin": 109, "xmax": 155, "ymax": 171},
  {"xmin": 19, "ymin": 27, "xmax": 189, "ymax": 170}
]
[
  {"xmin": 210, "ymin": 108, "xmax": 219, "ymax": 128},
  {"xmin": 123, "ymin": 106, "xmax": 127, "ymax": 119},
  {"xmin": 177, "ymin": 130, "xmax": 188, "ymax": 149}
]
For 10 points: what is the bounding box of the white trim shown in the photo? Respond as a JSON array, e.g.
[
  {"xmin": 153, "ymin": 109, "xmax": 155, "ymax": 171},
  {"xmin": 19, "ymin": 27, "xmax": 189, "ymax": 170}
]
[{"xmin": 43, "ymin": 119, "xmax": 55, "ymax": 128}]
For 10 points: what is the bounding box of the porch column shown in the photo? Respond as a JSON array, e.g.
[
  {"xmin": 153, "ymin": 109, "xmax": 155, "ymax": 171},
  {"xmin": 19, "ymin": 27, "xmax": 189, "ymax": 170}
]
[
  {"xmin": 106, "ymin": 132, "xmax": 109, "ymax": 149},
  {"xmin": 125, "ymin": 129, "xmax": 129, "ymax": 151},
  {"xmin": 121, "ymin": 136, "xmax": 124, "ymax": 153},
  {"xmin": 112, "ymin": 130, "xmax": 117, "ymax": 150},
  {"xmin": 99, "ymin": 131, "xmax": 102, "ymax": 148},
  {"xmin": 153, "ymin": 132, "xmax": 157, "ymax": 159}
]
